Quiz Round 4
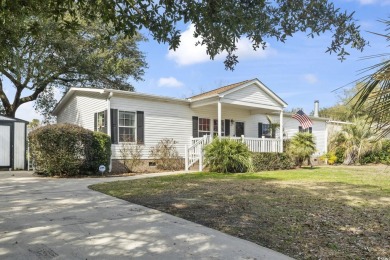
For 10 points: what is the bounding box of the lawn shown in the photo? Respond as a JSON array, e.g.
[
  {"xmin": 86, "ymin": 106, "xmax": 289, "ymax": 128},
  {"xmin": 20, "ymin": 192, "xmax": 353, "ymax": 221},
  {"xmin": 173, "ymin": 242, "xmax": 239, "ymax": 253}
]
[{"xmin": 89, "ymin": 165, "xmax": 390, "ymax": 259}]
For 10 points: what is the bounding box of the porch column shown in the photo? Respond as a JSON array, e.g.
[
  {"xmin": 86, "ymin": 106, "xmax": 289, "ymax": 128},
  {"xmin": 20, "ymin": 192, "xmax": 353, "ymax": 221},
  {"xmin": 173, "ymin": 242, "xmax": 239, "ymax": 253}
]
[
  {"xmin": 279, "ymin": 110, "xmax": 283, "ymax": 152},
  {"xmin": 217, "ymin": 99, "xmax": 222, "ymax": 137}
]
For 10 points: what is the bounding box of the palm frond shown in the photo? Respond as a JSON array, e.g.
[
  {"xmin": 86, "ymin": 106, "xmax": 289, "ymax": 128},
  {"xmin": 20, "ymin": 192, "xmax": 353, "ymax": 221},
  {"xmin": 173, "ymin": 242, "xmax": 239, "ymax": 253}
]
[{"xmin": 352, "ymin": 19, "xmax": 390, "ymax": 137}]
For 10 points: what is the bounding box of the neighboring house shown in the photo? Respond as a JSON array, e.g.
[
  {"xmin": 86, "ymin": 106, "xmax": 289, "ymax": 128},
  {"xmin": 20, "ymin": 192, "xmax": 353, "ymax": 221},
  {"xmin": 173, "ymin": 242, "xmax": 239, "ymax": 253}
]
[
  {"xmin": 0, "ymin": 115, "xmax": 28, "ymax": 170},
  {"xmin": 52, "ymin": 78, "xmax": 330, "ymax": 171}
]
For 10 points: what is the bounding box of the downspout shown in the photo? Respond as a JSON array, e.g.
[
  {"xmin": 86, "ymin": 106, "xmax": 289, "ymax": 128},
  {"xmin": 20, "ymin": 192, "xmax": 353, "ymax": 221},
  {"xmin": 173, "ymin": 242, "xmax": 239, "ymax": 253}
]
[{"xmin": 107, "ymin": 91, "xmax": 113, "ymax": 172}]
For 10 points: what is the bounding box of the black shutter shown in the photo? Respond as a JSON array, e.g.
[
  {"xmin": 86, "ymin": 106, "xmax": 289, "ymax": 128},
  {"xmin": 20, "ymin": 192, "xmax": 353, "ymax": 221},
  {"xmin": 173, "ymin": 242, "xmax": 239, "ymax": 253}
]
[
  {"xmin": 94, "ymin": 113, "xmax": 97, "ymax": 131},
  {"xmin": 258, "ymin": 123, "xmax": 263, "ymax": 138},
  {"xmin": 309, "ymin": 127, "xmax": 312, "ymax": 134},
  {"xmin": 137, "ymin": 111, "xmax": 144, "ymax": 144},
  {"xmin": 192, "ymin": 116, "xmax": 198, "ymax": 138},
  {"xmin": 111, "ymin": 109, "xmax": 118, "ymax": 144},
  {"xmin": 225, "ymin": 120, "xmax": 230, "ymax": 136},
  {"xmin": 272, "ymin": 126, "xmax": 276, "ymax": 138},
  {"xmin": 299, "ymin": 126, "xmax": 303, "ymax": 133}
]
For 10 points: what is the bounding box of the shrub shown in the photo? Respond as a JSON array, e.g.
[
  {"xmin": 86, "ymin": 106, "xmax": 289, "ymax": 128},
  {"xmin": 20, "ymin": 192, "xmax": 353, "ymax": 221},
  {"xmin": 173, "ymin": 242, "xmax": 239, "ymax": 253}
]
[
  {"xmin": 287, "ymin": 132, "xmax": 316, "ymax": 167},
  {"xmin": 149, "ymin": 138, "xmax": 183, "ymax": 170},
  {"xmin": 204, "ymin": 138, "xmax": 252, "ymax": 173},
  {"xmin": 252, "ymin": 153, "xmax": 294, "ymax": 171},
  {"xmin": 359, "ymin": 139, "xmax": 390, "ymax": 165},
  {"xmin": 119, "ymin": 141, "xmax": 143, "ymax": 172},
  {"xmin": 29, "ymin": 124, "xmax": 111, "ymax": 176},
  {"xmin": 320, "ymin": 152, "xmax": 338, "ymax": 165}
]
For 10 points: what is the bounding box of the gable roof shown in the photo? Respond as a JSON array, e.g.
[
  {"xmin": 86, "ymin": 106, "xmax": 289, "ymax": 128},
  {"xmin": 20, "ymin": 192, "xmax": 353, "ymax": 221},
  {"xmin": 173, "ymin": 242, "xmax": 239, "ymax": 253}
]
[
  {"xmin": 189, "ymin": 78, "xmax": 288, "ymax": 107},
  {"xmin": 189, "ymin": 79, "xmax": 251, "ymax": 100}
]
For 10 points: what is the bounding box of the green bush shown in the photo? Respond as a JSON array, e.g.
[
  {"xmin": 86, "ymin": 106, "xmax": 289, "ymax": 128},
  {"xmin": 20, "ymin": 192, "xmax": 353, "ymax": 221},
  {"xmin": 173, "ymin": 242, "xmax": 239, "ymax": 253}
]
[
  {"xmin": 360, "ymin": 139, "xmax": 390, "ymax": 165},
  {"xmin": 252, "ymin": 152, "xmax": 294, "ymax": 171},
  {"xmin": 204, "ymin": 138, "xmax": 252, "ymax": 173},
  {"xmin": 287, "ymin": 132, "xmax": 316, "ymax": 167},
  {"xmin": 29, "ymin": 124, "xmax": 111, "ymax": 176}
]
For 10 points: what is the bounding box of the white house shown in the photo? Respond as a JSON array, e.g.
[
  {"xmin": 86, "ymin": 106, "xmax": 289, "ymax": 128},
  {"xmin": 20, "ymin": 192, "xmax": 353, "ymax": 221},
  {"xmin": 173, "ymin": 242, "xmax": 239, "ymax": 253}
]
[
  {"xmin": 52, "ymin": 78, "xmax": 330, "ymax": 171},
  {"xmin": 0, "ymin": 115, "xmax": 28, "ymax": 170}
]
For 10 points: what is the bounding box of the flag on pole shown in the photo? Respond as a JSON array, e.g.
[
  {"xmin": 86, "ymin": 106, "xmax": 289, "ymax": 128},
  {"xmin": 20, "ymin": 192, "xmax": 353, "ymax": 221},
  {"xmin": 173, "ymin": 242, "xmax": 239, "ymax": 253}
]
[{"xmin": 292, "ymin": 110, "xmax": 313, "ymax": 129}]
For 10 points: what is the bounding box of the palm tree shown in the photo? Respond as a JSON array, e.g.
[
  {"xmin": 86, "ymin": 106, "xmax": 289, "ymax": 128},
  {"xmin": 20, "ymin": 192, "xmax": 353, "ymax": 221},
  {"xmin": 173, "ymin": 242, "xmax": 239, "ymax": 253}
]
[
  {"xmin": 353, "ymin": 19, "xmax": 390, "ymax": 137},
  {"xmin": 266, "ymin": 115, "xmax": 280, "ymax": 138},
  {"xmin": 334, "ymin": 118, "xmax": 382, "ymax": 165},
  {"xmin": 288, "ymin": 132, "xmax": 316, "ymax": 167}
]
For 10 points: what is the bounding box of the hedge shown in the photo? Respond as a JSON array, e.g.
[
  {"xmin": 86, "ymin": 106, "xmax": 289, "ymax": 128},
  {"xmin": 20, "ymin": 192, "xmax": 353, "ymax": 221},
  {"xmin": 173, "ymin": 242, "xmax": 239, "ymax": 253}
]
[
  {"xmin": 252, "ymin": 152, "xmax": 295, "ymax": 171},
  {"xmin": 29, "ymin": 124, "xmax": 111, "ymax": 176}
]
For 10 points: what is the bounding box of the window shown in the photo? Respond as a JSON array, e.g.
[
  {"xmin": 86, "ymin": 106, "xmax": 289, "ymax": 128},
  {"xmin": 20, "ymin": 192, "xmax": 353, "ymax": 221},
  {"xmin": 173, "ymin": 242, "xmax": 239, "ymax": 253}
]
[
  {"xmin": 262, "ymin": 124, "xmax": 271, "ymax": 138},
  {"xmin": 299, "ymin": 126, "xmax": 312, "ymax": 133},
  {"xmin": 213, "ymin": 119, "xmax": 225, "ymax": 136},
  {"xmin": 198, "ymin": 118, "xmax": 210, "ymax": 137},
  {"xmin": 119, "ymin": 111, "xmax": 136, "ymax": 142},
  {"xmin": 97, "ymin": 111, "xmax": 106, "ymax": 133}
]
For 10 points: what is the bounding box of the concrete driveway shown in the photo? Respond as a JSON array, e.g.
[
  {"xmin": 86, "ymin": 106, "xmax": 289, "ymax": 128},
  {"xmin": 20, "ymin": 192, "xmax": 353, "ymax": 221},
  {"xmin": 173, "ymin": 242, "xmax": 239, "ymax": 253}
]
[{"xmin": 0, "ymin": 171, "xmax": 292, "ymax": 260}]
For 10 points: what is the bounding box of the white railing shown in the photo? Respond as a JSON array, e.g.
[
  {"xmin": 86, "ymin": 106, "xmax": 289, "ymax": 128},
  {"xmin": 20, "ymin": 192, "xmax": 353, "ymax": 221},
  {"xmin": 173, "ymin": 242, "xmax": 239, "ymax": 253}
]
[
  {"xmin": 185, "ymin": 135, "xmax": 282, "ymax": 171},
  {"xmin": 185, "ymin": 135, "xmax": 212, "ymax": 171},
  {"xmin": 242, "ymin": 137, "xmax": 281, "ymax": 153}
]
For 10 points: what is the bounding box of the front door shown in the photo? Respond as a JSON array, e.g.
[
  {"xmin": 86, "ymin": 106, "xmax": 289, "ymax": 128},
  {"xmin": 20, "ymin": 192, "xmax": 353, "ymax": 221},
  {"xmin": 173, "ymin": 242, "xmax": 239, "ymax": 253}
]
[
  {"xmin": 0, "ymin": 124, "xmax": 11, "ymax": 167},
  {"xmin": 235, "ymin": 122, "xmax": 245, "ymax": 137}
]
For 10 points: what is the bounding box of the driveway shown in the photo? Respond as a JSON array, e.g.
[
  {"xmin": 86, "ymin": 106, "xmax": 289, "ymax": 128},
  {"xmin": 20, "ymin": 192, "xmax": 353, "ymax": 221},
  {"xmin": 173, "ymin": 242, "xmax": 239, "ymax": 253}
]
[{"xmin": 0, "ymin": 171, "xmax": 292, "ymax": 260}]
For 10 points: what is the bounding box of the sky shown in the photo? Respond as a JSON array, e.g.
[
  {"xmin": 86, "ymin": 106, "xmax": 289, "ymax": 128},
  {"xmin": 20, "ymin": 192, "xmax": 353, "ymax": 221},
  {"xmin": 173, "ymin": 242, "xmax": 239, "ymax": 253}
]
[{"xmin": 8, "ymin": 0, "xmax": 390, "ymax": 121}]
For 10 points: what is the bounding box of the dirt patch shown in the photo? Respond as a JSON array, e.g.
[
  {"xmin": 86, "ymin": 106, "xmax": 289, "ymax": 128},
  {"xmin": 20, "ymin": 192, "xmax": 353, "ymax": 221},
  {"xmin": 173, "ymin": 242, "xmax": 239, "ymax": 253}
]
[{"xmin": 90, "ymin": 166, "xmax": 390, "ymax": 259}]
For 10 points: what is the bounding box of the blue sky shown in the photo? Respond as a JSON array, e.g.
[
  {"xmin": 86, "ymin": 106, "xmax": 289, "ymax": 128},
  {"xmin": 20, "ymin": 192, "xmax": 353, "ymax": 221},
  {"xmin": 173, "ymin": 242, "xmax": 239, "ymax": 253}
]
[{"xmin": 10, "ymin": 0, "xmax": 390, "ymax": 121}]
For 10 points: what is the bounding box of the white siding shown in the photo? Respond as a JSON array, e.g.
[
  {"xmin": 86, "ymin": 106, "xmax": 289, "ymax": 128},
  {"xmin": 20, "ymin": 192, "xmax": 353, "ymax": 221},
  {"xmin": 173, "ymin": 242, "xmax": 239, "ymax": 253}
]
[
  {"xmin": 224, "ymin": 83, "xmax": 281, "ymax": 108},
  {"xmin": 111, "ymin": 97, "xmax": 193, "ymax": 159},
  {"xmin": 0, "ymin": 125, "xmax": 11, "ymax": 166},
  {"xmin": 57, "ymin": 92, "xmax": 107, "ymax": 130},
  {"xmin": 283, "ymin": 117, "xmax": 327, "ymax": 155},
  {"xmin": 14, "ymin": 122, "xmax": 25, "ymax": 169}
]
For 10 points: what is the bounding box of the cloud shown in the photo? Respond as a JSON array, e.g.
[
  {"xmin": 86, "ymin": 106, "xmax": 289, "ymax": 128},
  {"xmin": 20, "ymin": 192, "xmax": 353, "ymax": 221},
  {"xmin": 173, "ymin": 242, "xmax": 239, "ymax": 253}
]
[
  {"xmin": 302, "ymin": 74, "xmax": 319, "ymax": 84},
  {"xmin": 158, "ymin": 77, "xmax": 184, "ymax": 88},
  {"xmin": 15, "ymin": 101, "xmax": 42, "ymax": 122},
  {"xmin": 167, "ymin": 24, "xmax": 277, "ymax": 66}
]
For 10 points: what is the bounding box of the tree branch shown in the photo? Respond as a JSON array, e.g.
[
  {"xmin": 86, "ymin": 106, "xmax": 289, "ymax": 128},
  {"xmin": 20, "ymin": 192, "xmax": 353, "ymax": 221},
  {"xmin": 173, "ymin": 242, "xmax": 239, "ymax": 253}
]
[
  {"xmin": 0, "ymin": 69, "xmax": 23, "ymax": 89},
  {"xmin": 0, "ymin": 78, "xmax": 12, "ymax": 116}
]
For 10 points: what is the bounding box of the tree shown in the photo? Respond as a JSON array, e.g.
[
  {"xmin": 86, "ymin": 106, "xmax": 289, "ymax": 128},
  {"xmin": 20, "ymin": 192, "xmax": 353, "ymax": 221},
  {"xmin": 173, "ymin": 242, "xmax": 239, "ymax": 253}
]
[
  {"xmin": 0, "ymin": 12, "xmax": 147, "ymax": 119},
  {"xmin": 353, "ymin": 19, "xmax": 389, "ymax": 137},
  {"xmin": 1, "ymin": 0, "xmax": 368, "ymax": 72},
  {"xmin": 28, "ymin": 119, "xmax": 40, "ymax": 130},
  {"xmin": 266, "ymin": 115, "xmax": 280, "ymax": 138},
  {"xmin": 287, "ymin": 132, "xmax": 316, "ymax": 167},
  {"xmin": 318, "ymin": 83, "xmax": 368, "ymax": 121},
  {"xmin": 330, "ymin": 118, "xmax": 382, "ymax": 165}
]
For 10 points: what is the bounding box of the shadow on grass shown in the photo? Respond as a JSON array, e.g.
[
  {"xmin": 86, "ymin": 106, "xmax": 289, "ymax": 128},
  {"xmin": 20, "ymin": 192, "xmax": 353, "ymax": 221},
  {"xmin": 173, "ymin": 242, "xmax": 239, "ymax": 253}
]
[{"xmin": 91, "ymin": 176, "xmax": 390, "ymax": 259}]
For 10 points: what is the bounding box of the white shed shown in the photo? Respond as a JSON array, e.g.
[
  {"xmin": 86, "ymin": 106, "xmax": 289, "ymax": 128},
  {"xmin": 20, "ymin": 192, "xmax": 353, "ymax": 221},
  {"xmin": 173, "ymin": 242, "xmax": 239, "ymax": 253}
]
[{"xmin": 0, "ymin": 115, "xmax": 28, "ymax": 170}]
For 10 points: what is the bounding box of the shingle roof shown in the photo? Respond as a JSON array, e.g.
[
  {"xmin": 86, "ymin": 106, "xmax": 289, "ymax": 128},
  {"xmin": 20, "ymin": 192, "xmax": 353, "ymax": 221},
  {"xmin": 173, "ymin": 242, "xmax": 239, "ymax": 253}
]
[{"xmin": 189, "ymin": 79, "xmax": 254, "ymax": 100}]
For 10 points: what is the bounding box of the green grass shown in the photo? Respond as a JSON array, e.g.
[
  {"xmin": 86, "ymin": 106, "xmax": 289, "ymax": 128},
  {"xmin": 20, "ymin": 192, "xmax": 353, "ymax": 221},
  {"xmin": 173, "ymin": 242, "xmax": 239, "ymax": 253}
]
[{"xmin": 90, "ymin": 165, "xmax": 390, "ymax": 259}]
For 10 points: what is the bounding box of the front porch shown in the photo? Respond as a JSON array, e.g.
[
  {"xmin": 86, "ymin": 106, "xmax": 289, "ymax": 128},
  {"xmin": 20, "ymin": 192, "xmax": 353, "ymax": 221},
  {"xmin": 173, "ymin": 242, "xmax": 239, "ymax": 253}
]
[
  {"xmin": 184, "ymin": 79, "xmax": 288, "ymax": 171},
  {"xmin": 185, "ymin": 135, "xmax": 282, "ymax": 171}
]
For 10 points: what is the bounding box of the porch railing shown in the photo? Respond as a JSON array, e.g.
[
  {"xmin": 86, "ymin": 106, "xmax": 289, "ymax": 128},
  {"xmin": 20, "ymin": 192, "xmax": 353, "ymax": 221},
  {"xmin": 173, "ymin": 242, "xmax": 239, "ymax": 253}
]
[
  {"xmin": 185, "ymin": 135, "xmax": 212, "ymax": 171},
  {"xmin": 186, "ymin": 135, "xmax": 282, "ymax": 171}
]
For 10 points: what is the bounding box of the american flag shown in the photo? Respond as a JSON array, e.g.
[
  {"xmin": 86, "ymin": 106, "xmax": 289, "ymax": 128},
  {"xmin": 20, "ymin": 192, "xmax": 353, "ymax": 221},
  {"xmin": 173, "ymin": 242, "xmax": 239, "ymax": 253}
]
[{"xmin": 292, "ymin": 110, "xmax": 313, "ymax": 129}]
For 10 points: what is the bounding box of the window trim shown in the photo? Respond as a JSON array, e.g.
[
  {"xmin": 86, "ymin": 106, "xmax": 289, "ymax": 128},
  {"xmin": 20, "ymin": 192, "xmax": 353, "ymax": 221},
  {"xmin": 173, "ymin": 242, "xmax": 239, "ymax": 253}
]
[
  {"xmin": 118, "ymin": 110, "xmax": 137, "ymax": 143},
  {"xmin": 97, "ymin": 111, "xmax": 106, "ymax": 132}
]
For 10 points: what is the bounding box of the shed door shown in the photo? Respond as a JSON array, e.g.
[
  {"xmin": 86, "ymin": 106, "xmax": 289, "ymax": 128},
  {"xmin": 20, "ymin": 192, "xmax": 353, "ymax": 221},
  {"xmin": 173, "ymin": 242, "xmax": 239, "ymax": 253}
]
[{"xmin": 0, "ymin": 125, "xmax": 11, "ymax": 167}]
